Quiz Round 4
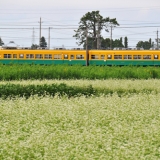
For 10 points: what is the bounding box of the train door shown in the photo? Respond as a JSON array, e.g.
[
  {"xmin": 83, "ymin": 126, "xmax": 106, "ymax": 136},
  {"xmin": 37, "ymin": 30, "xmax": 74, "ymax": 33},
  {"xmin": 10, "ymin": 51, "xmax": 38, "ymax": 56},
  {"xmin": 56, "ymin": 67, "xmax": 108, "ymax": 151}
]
[
  {"xmin": 153, "ymin": 54, "xmax": 159, "ymax": 66},
  {"xmin": 63, "ymin": 53, "xmax": 69, "ymax": 64},
  {"xmin": 106, "ymin": 54, "xmax": 112, "ymax": 66}
]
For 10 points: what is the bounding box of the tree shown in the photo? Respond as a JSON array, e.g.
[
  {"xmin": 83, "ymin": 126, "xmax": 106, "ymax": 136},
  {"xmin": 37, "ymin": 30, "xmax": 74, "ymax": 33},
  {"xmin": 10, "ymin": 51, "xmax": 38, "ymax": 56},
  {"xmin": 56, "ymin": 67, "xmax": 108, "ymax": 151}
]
[
  {"xmin": 100, "ymin": 37, "xmax": 124, "ymax": 49},
  {"xmin": 124, "ymin": 37, "xmax": 128, "ymax": 48},
  {"xmin": 149, "ymin": 38, "xmax": 152, "ymax": 46},
  {"xmin": 73, "ymin": 11, "xmax": 119, "ymax": 49},
  {"xmin": 40, "ymin": 36, "xmax": 47, "ymax": 48},
  {"xmin": 101, "ymin": 38, "xmax": 111, "ymax": 49},
  {"xmin": 0, "ymin": 37, "xmax": 4, "ymax": 46},
  {"xmin": 112, "ymin": 39, "xmax": 124, "ymax": 48},
  {"xmin": 31, "ymin": 44, "xmax": 39, "ymax": 49},
  {"xmin": 120, "ymin": 37, "xmax": 123, "ymax": 44},
  {"xmin": 136, "ymin": 39, "xmax": 152, "ymax": 50}
]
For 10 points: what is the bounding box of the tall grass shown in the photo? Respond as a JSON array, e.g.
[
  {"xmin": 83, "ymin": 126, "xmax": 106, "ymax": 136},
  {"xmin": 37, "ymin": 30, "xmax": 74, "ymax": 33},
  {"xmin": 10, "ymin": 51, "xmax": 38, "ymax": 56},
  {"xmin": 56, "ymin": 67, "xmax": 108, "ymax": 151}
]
[{"xmin": 0, "ymin": 64, "xmax": 160, "ymax": 80}]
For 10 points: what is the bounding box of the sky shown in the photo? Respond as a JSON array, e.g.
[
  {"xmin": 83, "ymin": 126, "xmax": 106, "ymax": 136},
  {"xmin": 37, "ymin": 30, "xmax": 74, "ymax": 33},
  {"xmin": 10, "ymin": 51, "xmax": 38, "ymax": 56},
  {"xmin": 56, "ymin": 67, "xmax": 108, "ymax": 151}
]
[{"xmin": 0, "ymin": 0, "xmax": 160, "ymax": 49}]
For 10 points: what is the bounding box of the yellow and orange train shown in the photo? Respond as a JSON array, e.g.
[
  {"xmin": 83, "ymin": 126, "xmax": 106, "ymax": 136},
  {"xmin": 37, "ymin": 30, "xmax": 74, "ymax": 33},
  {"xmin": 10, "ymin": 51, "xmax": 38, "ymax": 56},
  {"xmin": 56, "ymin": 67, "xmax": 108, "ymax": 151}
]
[{"xmin": 0, "ymin": 49, "xmax": 160, "ymax": 66}]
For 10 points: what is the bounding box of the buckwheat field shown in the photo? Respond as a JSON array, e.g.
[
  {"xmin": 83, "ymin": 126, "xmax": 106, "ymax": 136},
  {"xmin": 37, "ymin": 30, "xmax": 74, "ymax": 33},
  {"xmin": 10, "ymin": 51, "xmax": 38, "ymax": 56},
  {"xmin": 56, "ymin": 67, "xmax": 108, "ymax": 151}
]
[{"xmin": 0, "ymin": 78, "xmax": 160, "ymax": 159}]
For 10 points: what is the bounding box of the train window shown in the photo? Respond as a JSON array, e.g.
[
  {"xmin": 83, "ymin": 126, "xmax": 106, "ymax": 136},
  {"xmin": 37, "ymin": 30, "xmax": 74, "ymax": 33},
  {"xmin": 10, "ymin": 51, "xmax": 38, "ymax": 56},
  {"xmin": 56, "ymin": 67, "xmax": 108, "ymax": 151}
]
[
  {"xmin": 107, "ymin": 55, "xmax": 112, "ymax": 59},
  {"xmin": 4, "ymin": 54, "xmax": 12, "ymax": 58},
  {"xmin": 124, "ymin": 55, "xmax": 132, "ymax": 59},
  {"xmin": 26, "ymin": 54, "xmax": 34, "ymax": 59},
  {"xmin": 45, "ymin": 54, "xmax": 52, "ymax": 59},
  {"xmin": 114, "ymin": 55, "xmax": 122, "ymax": 59},
  {"xmin": 19, "ymin": 54, "xmax": 24, "ymax": 58},
  {"xmin": 54, "ymin": 54, "xmax": 62, "ymax": 59},
  {"xmin": 143, "ymin": 55, "xmax": 151, "ymax": 59},
  {"xmin": 133, "ymin": 55, "xmax": 141, "ymax": 59},
  {"xmin": 154, "ymin": 55, "xmax": 158, "ymax": 59},
  {"xmin": 64, "ymin": 55, "xmax": 68, "ymax": 59},
  {"xmin": 13, "ymin": 54, "xmax": 17, "ymax": 59},
  {"xmin": 35, "ymin": 54, "xmax": 43, "ymax": 59},
  {"xmin": 101, "ymin": 55, "xmax": 105, "ymax": 59},
  {"xmin": 91, "ymin": 55, "xmax": 99, "ymax": 59},
  {"xmin": 70, "ymin": 55, "xmax": 74, "ymax": 59},
  {"xmin": 76, "ymin": 55, "xmax": 84, "ymax": 59}
]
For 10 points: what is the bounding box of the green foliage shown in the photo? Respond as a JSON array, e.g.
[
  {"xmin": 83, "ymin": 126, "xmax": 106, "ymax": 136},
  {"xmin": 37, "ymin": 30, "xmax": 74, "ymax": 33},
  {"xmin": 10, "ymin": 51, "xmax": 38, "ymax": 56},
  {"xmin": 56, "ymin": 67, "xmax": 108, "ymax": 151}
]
[
  {"xmin": 149, "ymin": 38, "xmax": 152, "ymax": 46},
  {"xmin": 0, "ymin": 82, "xmax": 159, "ymax": 99},
  {"xmin": 101, "ymin": 37, "xmax": 124, "ymax": 49},
  {"xmin": 31, "ymin": 44, "xmax": 39, "ymax": 49},
  {"xmin": 101, "ymin": 38, "xmax": 110, "ymax": 49},
  {"xmin": 0, "ymin": 83, "xmax": 95, "ymax": 98},
  {"xmin": 124, "ymin": 36, "xmax": 128, "ymax": 48},
  {"xmin": 40, "ymin": 36, "xmax": 47, "ymax": 48},
  {"xmin": 1, "ymin": 64, "xmax": 160, "ymax": 80},
  {"xmin": 136, "ymin": 39, "xmax": 152, "ymax": 50},
  {"xmin": 112, "ymin": 38, "xmax": 124, "ymax": 48},
  {"xmin": 73, "ymin": 10, "xmax": 119, "ymax": 49},
  {"xmin": 0, "ymin": 37, "xmax": 4, "ymax": 46}
]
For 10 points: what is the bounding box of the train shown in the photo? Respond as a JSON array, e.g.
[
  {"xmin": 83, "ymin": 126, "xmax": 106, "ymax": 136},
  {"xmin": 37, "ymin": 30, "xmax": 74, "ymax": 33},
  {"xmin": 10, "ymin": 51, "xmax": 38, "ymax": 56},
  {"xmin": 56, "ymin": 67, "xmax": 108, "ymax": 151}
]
[{"xmin": 0, "ymin": 48, "xmax": 160, "ymax": 66}]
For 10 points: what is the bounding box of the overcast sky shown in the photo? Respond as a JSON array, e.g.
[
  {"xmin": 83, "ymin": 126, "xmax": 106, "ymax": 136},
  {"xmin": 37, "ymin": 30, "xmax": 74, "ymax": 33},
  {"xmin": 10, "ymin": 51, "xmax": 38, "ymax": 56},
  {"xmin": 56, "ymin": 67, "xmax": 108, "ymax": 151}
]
[{"xmin": 0, "ymin": 0, "xmax": 160, "ymax": 48}]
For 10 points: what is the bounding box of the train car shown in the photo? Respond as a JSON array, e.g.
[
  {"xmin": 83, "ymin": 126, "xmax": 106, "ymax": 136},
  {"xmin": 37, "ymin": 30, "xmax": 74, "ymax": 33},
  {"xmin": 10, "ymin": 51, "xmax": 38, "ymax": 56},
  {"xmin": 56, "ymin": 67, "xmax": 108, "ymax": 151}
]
[
  {"xmin": 0, "ymin": 49, "xmax": 160, "ymax": 66},
  {"xmin": 0, "ymin": 49, "xmax": 86, "ymax": 65},
  {"xmin": 89, "ymin": 50, "xmax": 160, "ymax": 66}
]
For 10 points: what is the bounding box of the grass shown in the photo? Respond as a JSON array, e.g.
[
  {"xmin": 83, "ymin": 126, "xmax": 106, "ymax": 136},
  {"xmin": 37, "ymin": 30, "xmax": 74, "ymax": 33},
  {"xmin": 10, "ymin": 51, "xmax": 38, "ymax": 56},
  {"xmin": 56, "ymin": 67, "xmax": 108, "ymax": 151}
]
[
  {"xmin": 0, "ymin": 64, "xmax": 160, "ymax": 80},
  {"xmin": 0, "ymin": 79, "xmax": 160, "ymax": 98},
  {"xmin": 0, "ymin": 94, "xmax": 160, "ymax": 159}
]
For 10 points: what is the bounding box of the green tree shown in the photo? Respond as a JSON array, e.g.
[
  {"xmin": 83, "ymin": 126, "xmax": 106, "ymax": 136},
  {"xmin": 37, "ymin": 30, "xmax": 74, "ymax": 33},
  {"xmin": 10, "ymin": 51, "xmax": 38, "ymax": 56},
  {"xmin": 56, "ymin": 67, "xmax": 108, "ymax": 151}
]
[
  {"xmin": 124, "ymin": 37, "xmax": 128, "ymax": 48},
  {"xmin": 149, "ymin": 38, "xmax": 152, "ymax": 47},
  {"xmin": 73, "ymin": 10, "xmax": 119, "ymax": 49},
  {"xmin": 0, "ymin": 37, "xmax": 4, "ymax": 46},
  {"xmin": 136, "ymin": 39, "xmax": 151, "ymax": 50},
  {"xmin": 40, "ymin": 37, "xmax": 47, "ymax": 48},
  {"xmin": 112, "ymin": 39, "xmax": 124, "ymax": 48},
  {"xmin": 101, "ymin": 37, "xmax": 124, "ymax": 49},
  {"xmin": 31, "ymin": 44, "xmax": 39, "ymax": 49},
  {"xmin": 101, "ymin": 38, "xmax": 111, "ymax": 49},
  {"xmin": 83, "ymin": 37, "xmax": 96, "ymax": 49},
  {"xmin": 120, "ymin": 37, "xmax": 123, "ymax": 44}
]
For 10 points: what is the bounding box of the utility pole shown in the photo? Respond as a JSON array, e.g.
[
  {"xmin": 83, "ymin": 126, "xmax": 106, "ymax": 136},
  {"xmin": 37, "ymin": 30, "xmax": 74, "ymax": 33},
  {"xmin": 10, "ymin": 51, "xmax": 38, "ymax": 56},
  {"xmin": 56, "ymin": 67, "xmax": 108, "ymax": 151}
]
[
  {"xmin": 97, "ymin": 16, "xmax": 101, "ymax": 49},
  {"xmin": 110, "ymin": 25, "xmax": 113, "ymax": 49},
  {"xmin": 48, "ymin": 27, "xmax": 50, "ymax": 49},
  {"xmin": 86, "ymin": 28, "xmax": 88, "ymax": 66},
  {"xmin": 157, "ymin": 30, "xmax": 159, "ymax": 49},
  {"xmin": 32, "ymin": 27, "xmax": 35, "ymax": 45},
  {"xmin": 38, "ymin": 17, "xmax": 42, "ymax": 47}
]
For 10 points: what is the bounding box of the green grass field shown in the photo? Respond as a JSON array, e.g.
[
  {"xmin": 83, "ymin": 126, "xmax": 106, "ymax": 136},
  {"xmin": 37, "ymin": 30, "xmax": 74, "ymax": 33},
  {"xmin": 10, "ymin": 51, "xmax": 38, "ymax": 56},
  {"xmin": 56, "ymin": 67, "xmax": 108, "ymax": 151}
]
[{"xmin": 0, "ymin": 64, "xmax": 160, "ymax": 80}]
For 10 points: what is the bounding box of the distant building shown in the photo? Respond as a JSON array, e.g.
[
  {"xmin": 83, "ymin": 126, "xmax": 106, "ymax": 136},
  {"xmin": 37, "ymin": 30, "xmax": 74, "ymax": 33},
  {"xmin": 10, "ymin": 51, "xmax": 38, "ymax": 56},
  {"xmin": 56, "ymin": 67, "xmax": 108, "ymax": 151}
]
[{"xmin": 3, "ymin": 41, "xmax": 18, "ymax": 49}]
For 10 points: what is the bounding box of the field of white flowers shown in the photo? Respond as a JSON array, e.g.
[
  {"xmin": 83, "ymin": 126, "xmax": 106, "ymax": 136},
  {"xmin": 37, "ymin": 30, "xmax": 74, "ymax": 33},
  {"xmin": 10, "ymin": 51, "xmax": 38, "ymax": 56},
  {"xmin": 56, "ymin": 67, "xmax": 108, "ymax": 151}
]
[
  {"xmin": 0, "ymin": 93, "xmax": 160, "ymax": 159},
  {"xmin": 0, "ymin": 79, "xmax": 160, "ymax": 91}
]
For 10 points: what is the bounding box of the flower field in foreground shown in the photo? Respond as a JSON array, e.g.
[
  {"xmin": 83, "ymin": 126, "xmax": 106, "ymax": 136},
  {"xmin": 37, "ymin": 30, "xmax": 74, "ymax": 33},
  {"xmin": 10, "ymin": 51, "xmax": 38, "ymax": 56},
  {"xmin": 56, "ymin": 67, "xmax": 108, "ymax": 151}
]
[{"xmin": 0, "ymin": 94, "xmax": 160, "ymax": 159}]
